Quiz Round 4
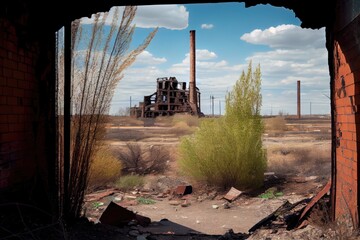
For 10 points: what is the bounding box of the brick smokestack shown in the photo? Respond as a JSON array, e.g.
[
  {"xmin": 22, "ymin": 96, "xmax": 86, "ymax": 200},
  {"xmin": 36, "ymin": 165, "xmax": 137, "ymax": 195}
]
[
  {"xmin": 189, "ymin": 30, "xmax": 197, "ymax": 110},
  {"xmin": 297, "ymin": 80, "xmax": 301, "ymax": 119}
]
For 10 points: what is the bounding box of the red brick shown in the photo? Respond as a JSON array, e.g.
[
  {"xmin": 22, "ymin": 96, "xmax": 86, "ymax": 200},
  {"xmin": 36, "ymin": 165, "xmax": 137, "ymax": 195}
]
[
  {"xmin": 6, "ymin": 78, "xmax": 17, "ymax": 88},
  {"xmin": 18, "ymin": 63, "xmax": 27, "ymax": 72},
  {"xmin": 3, "ymin": 68, "xmax": 13, "ymax": 78},
  {"xmin": 338, "ymin": 63, "xmax": 352, "ymax": 77},
  {"xmin": 18, "ymin": 80, "xmax": 29, "ymax": 89},
  {"xmin": 343, "ymin": 149, "xmax": 354, "ymax": 161},
  {"xmin": 13, "ymin": 71, "xmax": 24, "ymax": 80},
  {"xmin": 6, "ymin": 96, "xmax": 17, "ymax": 105},
  {"xmin": 3, "ymin": 59, "xmax": 17, "ymax": 70},
  {"xmin": 12, "ymin": 88, "xmax": 24, "ymax": 97},
  {"xmin": 346, "ymin": 140, "xmax": 357, "ymax": 151},
  {"xmin": 7, "ymin": 115, "xmax": 18, "ymax": 123}
]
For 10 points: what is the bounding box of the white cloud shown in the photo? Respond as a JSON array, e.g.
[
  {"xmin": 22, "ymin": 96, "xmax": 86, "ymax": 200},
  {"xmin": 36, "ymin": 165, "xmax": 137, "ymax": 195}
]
[
  {"xmin": 240, "ymin": 24, "xmax": 325, "ymax": 49},
  {"xmin": 80, "ymin": 5, "xmax": 189, "ymax": 30},
  {"xmin": 133, "ymin": 51, "xmax": 167, "ymax": 65},
  {"xmin": 111, "ymin": 24, "xmax": 330, "ymax": 116},
  {"xmin": 201, "ymin": 24, "xmax": 214, "ymax": 29}
]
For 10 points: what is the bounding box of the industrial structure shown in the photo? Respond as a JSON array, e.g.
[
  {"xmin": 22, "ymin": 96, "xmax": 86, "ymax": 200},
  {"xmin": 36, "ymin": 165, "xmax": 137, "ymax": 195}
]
[{"xmin": 130, "ymin": 30, "xmax": 202, "ymax": 118}]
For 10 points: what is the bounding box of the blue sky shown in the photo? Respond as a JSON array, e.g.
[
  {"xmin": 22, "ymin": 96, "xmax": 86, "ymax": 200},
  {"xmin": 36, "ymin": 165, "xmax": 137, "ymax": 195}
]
[{"xmin": 80, "ymin": 3, "xmax": 330, "ymax": 116}]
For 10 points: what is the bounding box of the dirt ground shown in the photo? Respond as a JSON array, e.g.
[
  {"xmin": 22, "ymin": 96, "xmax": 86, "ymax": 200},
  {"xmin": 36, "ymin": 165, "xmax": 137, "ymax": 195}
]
[{"xmin": 79, "ymin": 115, "xmax": 338, "ymax": 239}]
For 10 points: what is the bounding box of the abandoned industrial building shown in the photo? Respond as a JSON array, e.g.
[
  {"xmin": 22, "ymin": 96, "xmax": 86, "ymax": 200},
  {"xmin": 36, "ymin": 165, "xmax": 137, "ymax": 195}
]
[
  {"xmin": 130, "ymin": 76, "xmax": 202, "ymax": 118},
  {"xmin": 1, "ymin": 0, "xmax": 360, "ymax": 237},
  {"xmin": 130, "ymin": 30, "xmax": 202, "ymax": 118}
]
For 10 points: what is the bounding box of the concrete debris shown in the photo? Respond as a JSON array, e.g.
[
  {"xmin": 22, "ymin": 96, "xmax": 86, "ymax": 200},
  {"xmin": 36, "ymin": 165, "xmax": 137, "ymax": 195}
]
[
  {"xmin": 85, "ymin": 189, "xmax": 116, "ymax": 202},
  {"xmin": 99, "ymin": 201, "xmax": 151, "ymax": 227},
  {"xmin": 174, "ymin": 185, "xmax": 193, "ymax": 196},
  {"xmin": 224, "ymin": 187, "xmax": 242, "ymax": 202}
]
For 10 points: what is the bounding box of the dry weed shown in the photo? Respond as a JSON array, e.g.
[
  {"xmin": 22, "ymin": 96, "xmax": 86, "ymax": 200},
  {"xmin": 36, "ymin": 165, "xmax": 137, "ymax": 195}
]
[
  {"xmin": 117, "ymin": 143, "xmax": 170, "ymax": 175},
  {"xmin": 267, "ymin": 145, "xmax": 331, "ymax": 176},
  {"xmin": 264, "ymin": 116, "xmax": 287, "ymax": 132},
  {"xmin": 87, "ymin": 148, "xmax": 122, "ymax": 190}
]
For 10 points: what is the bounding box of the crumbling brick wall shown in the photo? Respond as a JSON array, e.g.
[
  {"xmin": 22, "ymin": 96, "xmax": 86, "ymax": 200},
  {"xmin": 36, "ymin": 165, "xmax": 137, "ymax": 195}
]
[
  {"xmin": 0, "ymin": 14, "xmax": 55, "ymax": 207},
  {"xmin": 332, "ymin": 6, "xmax": 360, "ymax": 227}
]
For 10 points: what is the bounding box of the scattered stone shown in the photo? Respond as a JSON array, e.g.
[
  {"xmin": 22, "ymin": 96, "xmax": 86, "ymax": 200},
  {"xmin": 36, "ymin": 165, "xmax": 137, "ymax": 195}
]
[
  {"xmin": 169, "ymin": 200, "xmax": 181, "ymax": 206},
  {"xmin": 114, "ymin": 197, "xmax": 122, "ymax": 202},
  {"xmin": 156, "ymin": 193, "xmax": 167, "ymax": 198},
  {"xmin": 224, "ymin": 187, "xmax": 242, "ymax": 202},
  {"xmin": 196, "ymin": 220, "xmax": 200, "ymax": 224},
  {"xmin": 223, "ymin": 202, "xmax": 231, "ymax": 209},
  {"xmin": 136, "ymin": 234, "xmax": 149, "ymax": 240},
  {"xmin": 212, "ymin": 205, "xmax": 219, "ymax": 209},
  {"xmin": 119, "ymin": 200, "xmax": 138, "ymax": 207},
  {"xmin": 181, "ymin": 200, "xmax": 191, "ymax": 207},
  {"xmin": 124, "ymin": 195, "xmax": 137, "ymax": 200},
  {"xmin": 128, "ymin": 230, "xmax": 140, "ymax": 237}
]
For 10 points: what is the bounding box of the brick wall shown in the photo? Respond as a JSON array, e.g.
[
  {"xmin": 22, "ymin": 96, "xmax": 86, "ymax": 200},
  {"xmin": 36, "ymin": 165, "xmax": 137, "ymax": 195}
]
[
  {"xmin": 332, "ymin": 12, "xmax": 360, "ymax": 227},
  {"xmin": 0, "ymin": 18, "xmax": 39, "ymax": 190}
]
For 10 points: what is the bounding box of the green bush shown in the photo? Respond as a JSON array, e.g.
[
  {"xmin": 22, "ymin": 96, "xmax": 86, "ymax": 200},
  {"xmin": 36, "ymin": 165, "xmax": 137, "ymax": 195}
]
[
  {"xmin": 116, "ymin": 175, "xmax": 145, "ymax": 191},
  {"xmin": 179, "ymin": 61, "xmax": 266, "ymax": 190}
]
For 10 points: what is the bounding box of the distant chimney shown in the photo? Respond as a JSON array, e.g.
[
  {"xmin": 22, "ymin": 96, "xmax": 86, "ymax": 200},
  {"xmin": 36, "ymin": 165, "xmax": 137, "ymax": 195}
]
[
  {"xmin": 189, "ymin": 30, "xmax": 197, "ymax": 110},
  {"xmin": 297, "ymin": 80, "xmax": 301, "ymax": 119}
]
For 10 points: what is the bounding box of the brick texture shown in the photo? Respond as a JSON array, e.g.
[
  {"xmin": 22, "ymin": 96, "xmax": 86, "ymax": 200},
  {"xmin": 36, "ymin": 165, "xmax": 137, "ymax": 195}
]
[
  {"xmin": 333, "ymin": 13, "xmax": 360, "ymax": 226},
  {"xmin": 0, "ymin": 18, "xmax": 38, "ymax": 190}
]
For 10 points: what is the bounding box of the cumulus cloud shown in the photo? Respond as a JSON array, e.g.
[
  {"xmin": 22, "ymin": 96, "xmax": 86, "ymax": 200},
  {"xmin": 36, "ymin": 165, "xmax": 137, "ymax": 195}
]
[
  {"xmin": 81, "ymin": 5, "xmax": 189, "ymax": 30},
  {"xmin": 201, "ymin": 24, "xmax": 214, "ymax": 29},
  {"xmin": 240, "ymin": 24, "xmax": 325, "ymax": 49},
  {"xmin": 133, "ymin": 51, "xmax": 167, "ymax": 65}
]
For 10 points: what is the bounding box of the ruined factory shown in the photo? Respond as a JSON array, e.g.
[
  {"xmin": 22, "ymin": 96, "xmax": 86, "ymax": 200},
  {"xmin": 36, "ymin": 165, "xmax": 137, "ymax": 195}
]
[{"xmin": 130, "ymin": 30, "xmax": 202, "ymax": 118}]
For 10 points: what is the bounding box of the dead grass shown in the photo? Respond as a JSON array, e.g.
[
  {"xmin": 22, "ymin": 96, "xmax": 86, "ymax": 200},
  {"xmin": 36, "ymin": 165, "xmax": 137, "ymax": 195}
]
[
  {"xmin": 154, "ymin": 114, "xmax": 200, "ymax": 127},
  {"xmin": 88, "ymin": 148, "xmax": 122, "ymax": 191},
  {"xmin": 264, "ymin": 116, "xmax": 287, "ymax": 132},
  {"xmin": 117, "ymin": 143, "xmax": 170, "ymax": 175},
  {"xmin": 170, "ymin": 121, "xmax": 197, "ymax": 136},
  {"xmin": 266, "ymin": 144, "xmax": 331, "ymax": 177},
  {"xmin": 107, "ymin": 116, "xmax": 144, "ymax": 126}
]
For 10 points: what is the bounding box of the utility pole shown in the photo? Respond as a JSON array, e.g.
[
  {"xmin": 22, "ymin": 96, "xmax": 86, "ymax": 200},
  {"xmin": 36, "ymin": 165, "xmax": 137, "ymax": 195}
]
[
  {"xmin": 129, "ymin": 96, "xmax": 132, "ymax": 116},
  {"xmin": 310, "ymin": 102, "xmax": 312, "ymax": 117},
  {"xmin": 219, "ymin": 100, "xmax": 221, "ymax": 115},
  {"xmin": 212, "ymin": 95, "xmax": 215, "ymax": 116}
]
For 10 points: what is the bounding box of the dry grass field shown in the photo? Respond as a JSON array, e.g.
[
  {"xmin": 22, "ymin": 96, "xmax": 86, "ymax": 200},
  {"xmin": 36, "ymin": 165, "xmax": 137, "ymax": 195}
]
[{"xmin": 84, "ymin": 114, "xmax": 333, "ymax": 237}]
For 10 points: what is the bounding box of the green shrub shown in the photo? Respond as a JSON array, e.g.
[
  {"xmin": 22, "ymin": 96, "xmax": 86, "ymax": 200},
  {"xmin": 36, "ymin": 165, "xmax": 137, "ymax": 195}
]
[
  {"xmin": 116, "ymin": 175, "xmax": 145, "ymax": 191},
  {"xmin": 88, "ymin": 148, "xmax": 122, "ymax": 190},
  {"xmin": 179, "ymin": 61, "xmax": 266, "ymax": 190},
  {"xmin": 137, "ymin": 197, "xmax": 156, "ymax": 204}
]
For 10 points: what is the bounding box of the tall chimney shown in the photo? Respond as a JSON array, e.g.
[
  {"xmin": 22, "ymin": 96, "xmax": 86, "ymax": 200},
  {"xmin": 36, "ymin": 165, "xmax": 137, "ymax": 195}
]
[
  {"xmin": 189, "ymin": 30, "xmax": 197, "ymax": 111},
  {"xmin": 297, "ymin": 80, "xmax": 301, "ymax": 119}
]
